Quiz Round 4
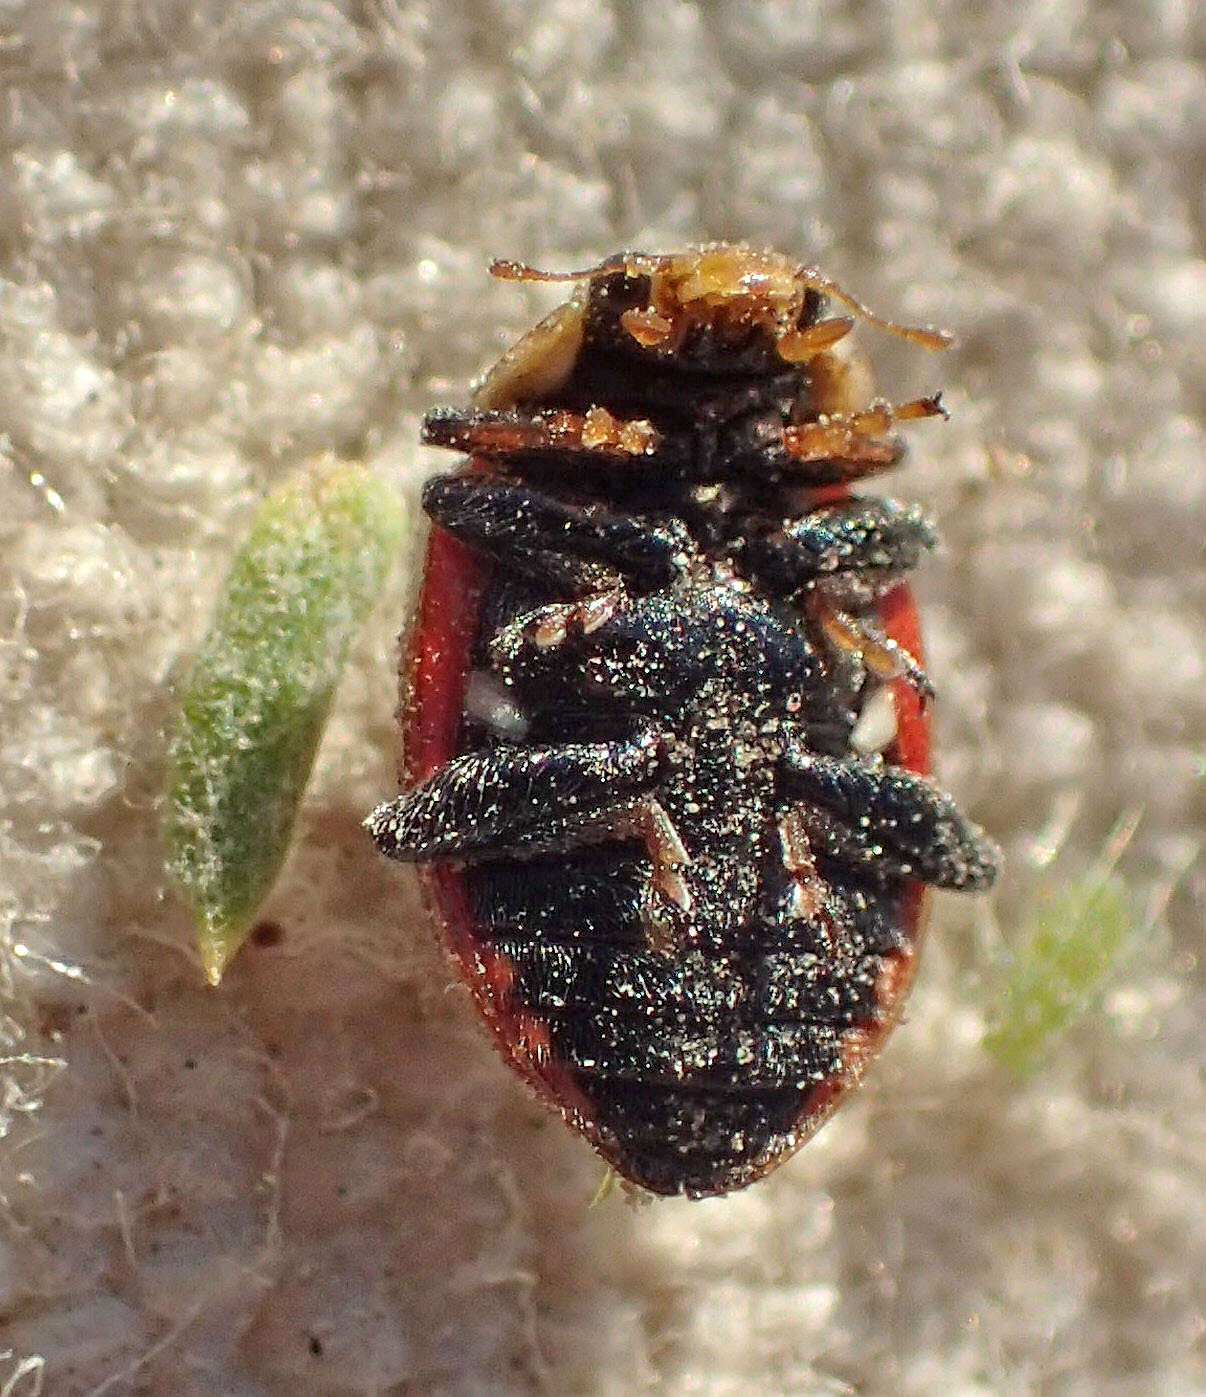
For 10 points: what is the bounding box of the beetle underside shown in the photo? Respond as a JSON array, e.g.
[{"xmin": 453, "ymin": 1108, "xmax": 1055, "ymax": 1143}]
[{"xmin": 369, "ymin": 246, "xmax": 999, "ymax": 1196}]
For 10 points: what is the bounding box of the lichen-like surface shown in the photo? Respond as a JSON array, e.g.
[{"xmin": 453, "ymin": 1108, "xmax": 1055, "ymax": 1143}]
[{"xmin": 0, "ymin": 1, "xmax": 1200, "ymax": 1392}]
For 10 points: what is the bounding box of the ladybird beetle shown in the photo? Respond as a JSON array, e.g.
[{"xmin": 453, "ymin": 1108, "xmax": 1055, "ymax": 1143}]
[{"xmin": 368, "ymin": 245, "xmax": 999, "ymax": 1197}]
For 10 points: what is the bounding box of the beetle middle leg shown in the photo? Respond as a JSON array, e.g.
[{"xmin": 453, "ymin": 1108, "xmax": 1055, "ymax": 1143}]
[
  {"xmin": 422, "ymin": 471, "xmax": 692, "ymax": 595},
  {"xmin": 811, "ymin": 594, "xmax": 934, "ymax": 703},
  {"xmin": 739, "ymin": 497, "xmax": 936, "ymax": 597},
  {"xmin": 739, "ymin": 497, "xmax": 938, "ymax": 700}
]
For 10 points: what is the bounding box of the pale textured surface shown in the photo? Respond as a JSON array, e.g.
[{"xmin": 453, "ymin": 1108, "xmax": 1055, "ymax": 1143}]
[{"xmin": 0, "ymin": 2, "xmax": 1201, "ymax": 1394}]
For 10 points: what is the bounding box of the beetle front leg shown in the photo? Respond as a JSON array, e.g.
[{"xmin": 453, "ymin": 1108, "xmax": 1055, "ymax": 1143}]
[
  {"xmin": 423, "ymin": 472, "xmax": 692, "ymax": 595},
  {"xmin": 367, "ymin": 728, "xmax": 663, "ymax": 861},
  {"xmin": 422, "ymin": 405, "xmax": 689, "ymax": 472},
  {"xmin": 722, "ymin": 395, "xmax": 945, "ymax": 486},
  {"xmin": 782, "ymin": 396, "xmax": 946, "ymax": 479}
]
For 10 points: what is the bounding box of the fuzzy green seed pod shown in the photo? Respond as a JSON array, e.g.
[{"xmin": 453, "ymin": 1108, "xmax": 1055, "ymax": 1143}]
[
  {"xmin": 165, "ymin": 462, "xmax": 405, "ymax": 985},
  {"xmin": 983, "ymin": 812, "xmax": 1141, "ymax": 1076}
]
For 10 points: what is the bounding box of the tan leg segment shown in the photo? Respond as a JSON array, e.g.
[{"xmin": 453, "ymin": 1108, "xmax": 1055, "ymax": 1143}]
[
  {"xmin": 423, "ymin": 407, "xmax": 659, "ymax": 459},
  {"xmin": 641, "ymin": 798, "xmax": 693, "ymax": 915},
  {"xmin": 782, "ymin": 395, "xmax": 946, "ymax": 478},
  {"xmin": 814, "ymin": 594, "xmax": 934, "ymax": 702}
]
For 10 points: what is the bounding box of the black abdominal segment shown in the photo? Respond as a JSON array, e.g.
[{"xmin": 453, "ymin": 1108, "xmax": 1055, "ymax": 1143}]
[{"xmin": 369, "ymin": 257, "xmax": 999, "ymax": 1195}]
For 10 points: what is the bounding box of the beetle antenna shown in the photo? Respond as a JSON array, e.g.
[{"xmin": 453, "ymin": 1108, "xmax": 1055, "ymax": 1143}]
[
  {"xmin": 491, "ymin": 253, "xmax": 669, "ymax": 284},
  {"xmin": 796, "ymin": 266, "xmax": 953, "ymax": 351}
]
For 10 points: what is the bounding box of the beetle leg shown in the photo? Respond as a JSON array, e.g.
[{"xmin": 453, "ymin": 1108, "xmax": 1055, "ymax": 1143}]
[
  {"xmin": 461, "ymin": 787, "xmax": 691, "ymax": 951},
  {"xmin": 737, "ymin": 500, "xmax": 934, "ymax": 700},
  {"xmin": 423, "ymin": 405, "xmax": 678, "ymax": 467},
  {"xmin": 423, "ymin": 472, "xmax": 692, "ymax": 594},
  {"xmin": 776, "ymin": 807, "xmax": 832, "ymax": 922},
  {"xmin": 492, "ymin": 592, "xmax": 624, "ymax": 659},
  {"xmin": 490, "ymin": 590, "xmax": 823, "ymax": 719},
  {"xmin": 784, "ymin": 396, "xmax": 947, "ymax": 481},
  {"xmin": 740, "ymin": 498, "xmax": 936, "ymax": 597},
  {"xmin": 778, "ymin": 742, "xmax": 1000, "ymax": 891},
  {"xmin": 367, "ymin": 728, "xmax": 663, "ymax": 861},
  {"xmin": 487, "ymin": 595, "xmax": 643, "ymax": 701},
  {"xmin": 723, "ymin": 395, "xmax": 945, "ymax": 485},
  {"xmin": 811, "ymin": 593, "xmax": 934, "ymax": 703},
  {"xmin": 640, "ymin": 796, "xmax": 694, "ymax": 917}
]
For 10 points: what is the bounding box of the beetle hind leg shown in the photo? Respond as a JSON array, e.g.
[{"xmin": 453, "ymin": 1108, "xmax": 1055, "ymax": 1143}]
[
  {"xmin": 368, "ymin": 728, "xmax": 662, "ymax": 862},
  {"xmin": 779, "ymin": 740, "xmax": 1000, "ymax": 891},
  {"xmin": 469, "ymin": 851, "xmax": 648, "ymax": 946}
]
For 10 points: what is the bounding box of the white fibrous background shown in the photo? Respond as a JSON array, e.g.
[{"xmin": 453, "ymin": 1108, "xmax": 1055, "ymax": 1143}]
[{"xmin": 0, "ymin": 3, "xmax": 1201, "ymax": 1393}]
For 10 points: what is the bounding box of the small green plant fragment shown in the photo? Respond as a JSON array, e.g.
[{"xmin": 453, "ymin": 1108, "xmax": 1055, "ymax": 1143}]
[
  {"xmin": 165, "ymin": 462, "xmax": 405, "ymax": 986},
  {"xmin": 983, "ymin": 811, "xmax": 1141, "ymax": 1077}
]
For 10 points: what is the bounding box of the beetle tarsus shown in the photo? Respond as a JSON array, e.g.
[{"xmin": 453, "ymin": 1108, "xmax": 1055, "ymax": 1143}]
[{"xmin": 812, "ymin": 594, "xmax": 935, "ymax": 703}]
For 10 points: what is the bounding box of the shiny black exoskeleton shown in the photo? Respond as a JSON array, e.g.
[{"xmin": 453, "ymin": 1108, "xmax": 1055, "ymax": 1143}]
[{"xmin": 369, "ymin": 247, "xmax": 999, "ymax": 1196}]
